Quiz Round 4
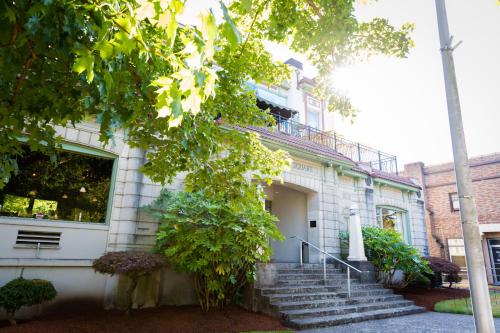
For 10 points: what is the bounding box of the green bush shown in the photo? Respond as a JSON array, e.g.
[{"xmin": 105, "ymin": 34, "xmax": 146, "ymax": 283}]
[
  {"xmin": 362, "ymin": 226, "xmax": 431, "ymax": 288},
  {"xmin": 93, "ymin": 251, "xmax": 165, "ymax": 313},
  {"xmin": 146, "ymin": 189, "xmax": 283, "ymax": 311},
  {"xmin": 0, "ymin": 278, "xmax": 57, "ymax": 325}
]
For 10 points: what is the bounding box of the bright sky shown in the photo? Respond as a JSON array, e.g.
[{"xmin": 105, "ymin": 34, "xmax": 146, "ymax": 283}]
[{"xmin": 184, "ymin": 1, "xmax": 500, "ymax": 167}]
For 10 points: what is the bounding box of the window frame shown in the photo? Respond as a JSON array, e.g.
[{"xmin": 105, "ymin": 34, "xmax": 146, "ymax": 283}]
[
  {"xmin": 449, "ymin": 192, "xmax": 460, "ymax": 212},
  {"xmin": 376, "ymin": 205, "xmax": 411, "ymax": 244},
  {"xmin": 0, "ymin": 141, "xmax": 118, "ymax": 226}
]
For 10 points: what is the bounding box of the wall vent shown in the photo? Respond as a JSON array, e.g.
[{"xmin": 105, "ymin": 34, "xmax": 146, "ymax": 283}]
[{"xmin": 15, "ymin": 230, "xmax": 61, "ymax": 249}]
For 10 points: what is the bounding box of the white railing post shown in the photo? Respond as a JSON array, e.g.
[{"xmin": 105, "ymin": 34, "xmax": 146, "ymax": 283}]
[
  {"xmin": 323, "ymin": 253, "xmax": 327, "ymax": 283},
  {"xmin": 347, "ymin": 267, "xmax": 351, "ymax": 299},
  {"xmin": 299, "ymin": 241, "xmax": 303, "ymax": 266}
]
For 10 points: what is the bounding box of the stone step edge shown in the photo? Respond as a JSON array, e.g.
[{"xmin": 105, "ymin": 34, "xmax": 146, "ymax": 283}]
[
  {"xmin": 281, "ymin": 299, "xmax": 414, "ymax": 318},
  {"xmin": 287, "ymin": 306, "xmax": 425, "ymax": 330},
  {"xmin": 270, "ymin": 294, "xmax": 405, "ymax": 308}
]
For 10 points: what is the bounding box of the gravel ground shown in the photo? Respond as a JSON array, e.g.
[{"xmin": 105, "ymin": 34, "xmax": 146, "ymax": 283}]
[{"xmin": 300, "ymin": 312, "xmax": 500, "ymax": 333}]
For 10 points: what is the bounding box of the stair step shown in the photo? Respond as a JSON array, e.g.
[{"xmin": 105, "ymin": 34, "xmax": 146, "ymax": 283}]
[
  {"xmin": 276, "ymin": 268, "xmax": 342, "ymax": 274},
  {"xmin": 268, "ymin": 291, "xmax": 343, "ymax": 302},
  {"xmin": 276, "ymin": 279, "xmax": 353, "ymax": 286},
  {"xmin": 271, "ymin": 263, "xmax": 339, "ymax": 269},
  {"xmin": 281, "ymin": 300, "xmax": 414, "ymax": 320},
  {"xmin": 272, "ymin": 294, "xmax": 405, "ymax": 311},
  {"xmin": 262, "ymin": 285, "xmax": 337, "ymax": 295},
  {"xmin": 277, "ymin": 273, "xmax": 347, "ymax": 280},
  {"xmin": 288, "ymin": 305, "xmax": 425, "ymax": 330},
  {"xmin": 335, "ymin": 288, "xmax": 393, "ymax": 298},
  {"xmin": 275, "ymin": 280, "xmax": 382, "ymax": 290}
]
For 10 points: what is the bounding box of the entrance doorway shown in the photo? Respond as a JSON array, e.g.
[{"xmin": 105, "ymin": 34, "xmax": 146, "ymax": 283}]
[{"xmin": 267, "ymin": 184, "xmax": 308, "ymax": 263}]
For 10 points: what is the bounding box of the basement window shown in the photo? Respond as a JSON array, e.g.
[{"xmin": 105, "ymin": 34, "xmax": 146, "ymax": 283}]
[{"xmin": 0, "ymin": 147, "xmax": 114, "ymax": 223}]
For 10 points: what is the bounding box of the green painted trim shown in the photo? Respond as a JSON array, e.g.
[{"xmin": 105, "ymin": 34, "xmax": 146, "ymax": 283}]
[
  {"xmin": 373, "ymin": 177, "xmax": 419, "ymax": 192},
  {"xmin": 337, "ymin": 167, "xmax": 368, "ymax": 180},
  {"xmin": 261, "ymin": 138, "xmax": 354, "ymax": 169},
  {"xmin": 404, "ymin": 212, "xmax": 412, "ymax": 246},
  {"xmin": 105, "ymin": 158, "xmax": 119, "ymax": 225},
  {"xmin": 17, "ymin": 135, "xmax": 117, "ymax": 159},
  {"xmin": 61, "ymin": 142, "xmax": 116, "ymax": 159}
]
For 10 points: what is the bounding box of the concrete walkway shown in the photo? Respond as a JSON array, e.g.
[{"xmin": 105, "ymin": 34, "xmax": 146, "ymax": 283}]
[{"xmin": 300, "ymin": 312, "xmax": 500, "ymax": 332}]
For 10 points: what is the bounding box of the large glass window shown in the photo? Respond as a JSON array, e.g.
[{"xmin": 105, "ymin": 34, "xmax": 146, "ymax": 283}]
[
  {"xmin": 376, "ymin": 207, "xmax": 408, "ymax": 241},
  {"xmin": 0, "ymin": 147, "xmax": 114, "ymax": 223}
]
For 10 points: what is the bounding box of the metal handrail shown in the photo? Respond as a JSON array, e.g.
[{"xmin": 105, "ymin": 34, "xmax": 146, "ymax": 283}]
[
  {"xmin": 290, "ymin": 236, "xmax": 361, "ymax": 299},
  {"xmin": 290, "ymin": 236, "xmax": 361, "ymax": 273}
]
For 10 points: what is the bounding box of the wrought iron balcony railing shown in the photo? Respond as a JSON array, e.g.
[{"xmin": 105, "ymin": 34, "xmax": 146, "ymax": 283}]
[{"xmin": 272, "ymin": 115, "xmax": 398, "ymax": 174}]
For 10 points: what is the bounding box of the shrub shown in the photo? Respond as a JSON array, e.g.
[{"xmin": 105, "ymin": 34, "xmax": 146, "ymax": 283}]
[
  {"xmin": 93, "ymin": 251, "xmax": 165, "ymax": 313},
  {"xmin": 146, "ymin": 189, "xmax": 283, "ymax": 311},
  {"xmin": 361, "ymin": 226, "xmax": 432, "ymax": 288},
  {"xmin": 0, "ymin": 278, "xmax": 57, "ymax": 325},
  {"xmin": 424, "ymin": 256, "xmax": 462, "ymax": 288}
]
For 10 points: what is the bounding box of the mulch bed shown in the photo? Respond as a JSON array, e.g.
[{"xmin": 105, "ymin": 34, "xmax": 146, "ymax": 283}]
[
  {"xmin": 395, "ymin": 286, "xmax": 471, "ymax": 311},
  {"xmin": 0, "ymin": 305, "xmax": 289, "ymax": 333}
]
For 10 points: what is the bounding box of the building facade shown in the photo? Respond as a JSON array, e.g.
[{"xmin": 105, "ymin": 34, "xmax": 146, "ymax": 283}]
[
  {"xmin": 403, "ymin": 153, "xmax": 500, "ymax": 284},
  {"xmin": 0, "ymin": 60, "xmax": 429, "ymax": 318}
]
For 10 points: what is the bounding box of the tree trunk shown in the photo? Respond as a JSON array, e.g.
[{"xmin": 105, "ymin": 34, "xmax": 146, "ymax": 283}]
[
  {"xmin": 125, "ymin": 276, "xmax": 139, "ymax": 315},
  {"xmin": 6, "ymin": 311, "xmax": 16, "ymax": 325}
]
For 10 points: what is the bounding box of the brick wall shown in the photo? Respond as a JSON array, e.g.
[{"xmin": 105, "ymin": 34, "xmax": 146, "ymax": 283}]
[{"xmin": 403, "ymin": 153, "xmax": 500, "ymax": 258}]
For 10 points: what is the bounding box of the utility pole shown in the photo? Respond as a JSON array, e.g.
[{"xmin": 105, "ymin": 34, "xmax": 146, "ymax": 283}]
[{"xmin": 434, "ymin": 1, "xmax": 495, "ymax": 332}]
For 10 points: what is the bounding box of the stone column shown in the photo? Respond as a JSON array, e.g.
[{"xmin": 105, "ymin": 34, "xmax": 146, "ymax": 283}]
[
  {"xmin": 347, "ymin": 203, "xmax": 376, "ymax": 282},
  {"xmin": 348, "ymin": 203, "xmax": 367, "ymax": 261}
]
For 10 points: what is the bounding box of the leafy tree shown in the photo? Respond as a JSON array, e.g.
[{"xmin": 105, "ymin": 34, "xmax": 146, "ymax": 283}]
[
  {"xmin": 1, "ymin": 0, "xmax": 414, "ymax": 189},
  {"xmin": 0, "ymin": 278, "xmax": 57, "ymax": 325},
  {"xmin": 147, "ymin": 189, "xmax": 283, "ymax": 311}
]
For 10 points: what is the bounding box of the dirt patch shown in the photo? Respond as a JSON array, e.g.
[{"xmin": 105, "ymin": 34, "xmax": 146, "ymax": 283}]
[
  {"xmin": 0, "ymin": 305, "xmax": 289, "ymax": 333},
  {"xmin": 395, "ymin": 286, "xmax": 470, "ymax": 311}
]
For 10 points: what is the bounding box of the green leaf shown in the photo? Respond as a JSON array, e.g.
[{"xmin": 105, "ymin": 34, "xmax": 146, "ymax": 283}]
[
  {"xmin": 220, "ymin": 1, "xmax": 241, "ymax": 49},
  {"xmin": 72, "ymin": 49, "xmax": 94, "ymax": 83},
  {"xmin": 241, "ymin": 0, "xmax": 252, "ymax": 13},
  {"xmin": 97, "ymin": 40, "xmax": 114, "ymax": 59}
]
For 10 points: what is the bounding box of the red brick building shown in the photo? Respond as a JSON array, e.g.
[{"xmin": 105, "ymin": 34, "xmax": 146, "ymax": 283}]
[{"xmin": 403, "ymin": 153, "xmax": 500, "ymax": 284}]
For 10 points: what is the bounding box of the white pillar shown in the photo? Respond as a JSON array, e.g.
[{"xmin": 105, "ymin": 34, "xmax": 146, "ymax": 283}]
[{"xmin": 348, "ymin": 203, "xmax": 367, "ymax": 261}]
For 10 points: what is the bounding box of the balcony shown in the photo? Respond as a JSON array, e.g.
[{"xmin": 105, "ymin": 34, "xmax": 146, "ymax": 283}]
[{"xmin": 272, "ymin": 115, "xmax": 398, "ymax": 174}]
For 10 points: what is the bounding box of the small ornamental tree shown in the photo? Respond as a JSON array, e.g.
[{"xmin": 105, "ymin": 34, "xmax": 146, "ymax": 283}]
[
  {"xmin": 424, "ymin": 256, "xmax": 462, "ymax": 288},
  {"xmin": 361, "ymin": 226, "xmax": 432, "ymax": 288},
  {"xmin": 146, "ymin": 189, "xmax": 283, "ymax": 311},
  {"xmin": 0, "ymin": 278, "xmax": 57, "ymax": 325},
  {"xmin": 92, "ymin": 251, "xmax": 165, "ymax": 313}
]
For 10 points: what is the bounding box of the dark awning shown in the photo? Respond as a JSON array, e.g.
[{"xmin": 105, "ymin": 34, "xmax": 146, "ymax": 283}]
[{"xmin": 256, "ymin": 97, "xmax": 298, "ymax": 119}]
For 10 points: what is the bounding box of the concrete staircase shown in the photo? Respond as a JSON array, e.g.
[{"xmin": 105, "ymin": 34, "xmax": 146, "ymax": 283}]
[{"xmin": 253, "ymin": 263, "xmax": 425, "ymax": 330}]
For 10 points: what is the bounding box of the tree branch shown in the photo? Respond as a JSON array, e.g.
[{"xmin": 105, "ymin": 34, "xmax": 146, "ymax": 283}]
[{"xmin": 11, "ymin": 39, "xmax": 37, "ymax": 104}]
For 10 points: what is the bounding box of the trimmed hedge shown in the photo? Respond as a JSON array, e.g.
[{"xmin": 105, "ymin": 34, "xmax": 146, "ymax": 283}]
[{"xmin": 0, "ymin": 278, "xmax": 57, "ymax": 325}]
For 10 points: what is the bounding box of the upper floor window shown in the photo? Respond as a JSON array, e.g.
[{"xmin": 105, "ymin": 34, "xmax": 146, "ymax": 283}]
[
  {"xmin": 306, "ymin": 96, "xmax": 321, "ymax": 129},
  {"xmin": 0, "ymin": 147, "xmax": 114, "ymax": 223},
  {"xmin": 376, "ymin": 206, "xmax": 408, "ymax": 242},
  {"xmin": 449, "ymin": 192, "xmax": 460, "ymax": 212}
]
